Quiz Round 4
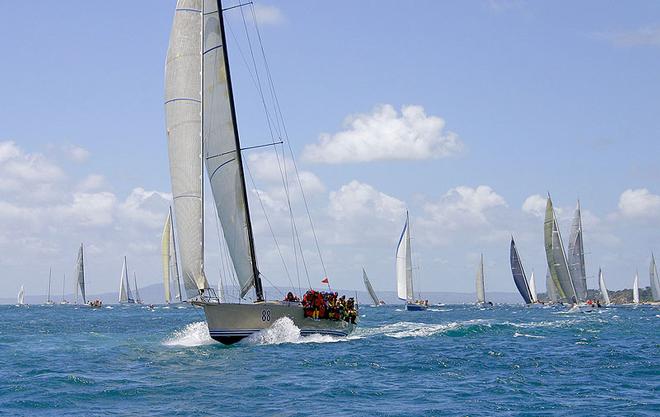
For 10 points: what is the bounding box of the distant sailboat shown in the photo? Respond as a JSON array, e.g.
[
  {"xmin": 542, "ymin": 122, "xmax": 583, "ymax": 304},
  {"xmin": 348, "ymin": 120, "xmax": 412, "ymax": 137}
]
[
  {"xmin": 546, "ymin": 270, "xmax": 559, "ymax": 303},
  {"xmin": 162, "ymin": 207, "xmax": 182, "ymax": 303},
  {"xmin": 567, "ymin": 201, "xmax": 588, "ymax": 302},
  {"xmin": 60, "ymin": 272, "xmax": 69, "ymax": 305},
  {"xmin": 528, "ymin": 272, "xmax": 538, "ymax": 303},
  {"xmin": 650, "ymin": 254, "xmax": 660, "ymax": 302},
  {"xmin": 133, "ymin": 273, "xmax": 143, "ymax": 304},
  {"xmin": 46, "ymin": 267, "xmax": 54, "ymax": 305},
  {"xmin": 396, "ymin": 212, "xmax": 426, "ymax": 311},
  {"xmin": 17, "ymin": 285, "xmax": 25, "ymax": 306},
  {"xmin": 598, "ymin": 267, "xmax": 610, "ymax": 306},
  {"xmin": 74, "ymin": 244, "xmax": 86, "ymax": 305},
  {"xmin": 362, "ymin": 268, "xmax": 382, "ymax": 306},
  {"xmin": 476, "ymin": 253, "xmax": 489, "ymax": 306},
  {"xmin": 165, "ymin": 0, "xmax": 356, "ymax": 344},
  {"xmin": 119, "ymin": 256, "xmax": 135, "ymax": 304},
  {"xmin": 633, "ymin": 272, "xmax": 640, "ymax": 305},
  {"xmin": 510, "ymin": 237, "xmax": 534, "ymax": 304},
  {"xmin": 544, "ymin": 195, "xmax": 578, "ymax": 305}
]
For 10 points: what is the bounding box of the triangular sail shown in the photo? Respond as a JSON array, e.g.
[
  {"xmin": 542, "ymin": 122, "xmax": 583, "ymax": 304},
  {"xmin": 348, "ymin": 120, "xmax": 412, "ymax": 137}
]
[
  {"xmin": 510, "ymin": 238, "xmax": 533, "ymax": 304},
  {"xmin": 598, "ymin": 268, "xmax": 610, "ymax": 305},
  {"xmin": 47, "ymin": 268, "xmax": 52, "ymax": 304},
  {"xmin": 633, "ymin": 273, "xmax": 640, "ymax": 304},
  {"xmin": 529, "ymin": 272, "xmax": 538, "ymax": 303},
  {"xmin": 650, "ymin": 254, "xmax": 660, "ymax": 302},
  {"xmin": 396, "ymin": 212, "xmax": 413, "ymax": 301},
  {"xmin": 119, "ymin": 257, "xmax": 134, "ymax": 303},
  {"xmin": 546, "ymin": 269, "xmax": 558, "ymax": 303},
  {"xmin": 75, "ymin": 244, "xmax": 86, "ymax": 304},
  {"xmin": 544, "ymin": 196, "xmax": 577, "ymax": 303},
  {"xmin": 134, "ymin": 274, "xmax": 142, "ymax": 304},
  {"xmin": 162, "ymin": 210, "xmax": 172, "ymax": 303},
  {"xmin": 567, "ymin": 202, "xmax": 588, "ymax": 302},
  {"xmin": 202, "ymin": 0, "xmax": 261, "ymax": 300},
  {"xmin": 165, "ymin": 0, "xmax": 208, "ymax": 299},
  {"xmin": 362, "ymin": 268, "xmax": 380, "ymax": 306},
  {"xmin": 476, "ymin": 254, "xmax": 486, "ymax": 304},
  {"xmin": 18, "ymin": 285, "xmax": 24, "ymax": 305}
]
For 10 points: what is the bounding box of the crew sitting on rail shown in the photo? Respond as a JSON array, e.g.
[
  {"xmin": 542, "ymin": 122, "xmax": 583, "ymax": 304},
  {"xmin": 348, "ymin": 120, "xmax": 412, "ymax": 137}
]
[
  {"xmin": 302, "ymin": 289, "xmax": 356, "ymax": 323},
  {"xmin": 284, "ymin": 292, "xmax": 299, "ymax": 302}
]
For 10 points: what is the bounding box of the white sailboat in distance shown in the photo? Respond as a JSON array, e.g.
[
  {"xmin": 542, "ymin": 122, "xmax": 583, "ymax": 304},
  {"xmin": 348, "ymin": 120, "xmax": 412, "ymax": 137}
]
[
  {"xmin": 633, "ymin": 272, "xmax": 640, "ymax": 305},
  {"xmin": 46, "ymin": 267, "xmax": 54, "ymax": 305},
  {"xmin": 74, "ymin": 243, "xmax": 86, "ymax": 305},
  {"xmin": 396, "ymin": 212, "xmax": 427, "ymax": 311},
  {"xmin": 476, "ymin": 254, "xmax": 492, "ymax": 306},
  {"xmin": 598, "ymin": 267, "xmax": 611, "ymax": 306},
  {"xmin": 17, "ymin": 285, "xmax": 25, "ymax": 306},
  {"xmin": 165, "ymin": 0, "xmax": 355, "ymax": 344},
  {"xmin": 162, "ymin": 206, "xmax": 182, "ymax": 304},
  {"xmin": 362, "ymin": 268, "xmax": 383, "ymax": 306},
  {"xmin": 119, "ymin": 256, "xmax": 135, "ymax": 304}
]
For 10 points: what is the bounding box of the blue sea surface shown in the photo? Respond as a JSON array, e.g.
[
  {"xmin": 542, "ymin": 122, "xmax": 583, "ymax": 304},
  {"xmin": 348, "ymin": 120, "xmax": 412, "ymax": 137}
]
[{"xmin": 0, "ymin": 303, "xmax": 658, "ymax": 416}]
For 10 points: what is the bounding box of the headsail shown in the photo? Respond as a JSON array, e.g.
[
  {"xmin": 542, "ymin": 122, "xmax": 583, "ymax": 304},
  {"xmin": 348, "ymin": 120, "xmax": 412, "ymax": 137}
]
[
  {"xmin": 546, "ymin": 269, "xmax": 558, "ymax": 303},
  {"xmin": 18, "ymin": 285, "xmax": 24, "ymax": 305},
  {"xmin": 544, "ymin": 196, "xmax": 577, "ymax": 303},
  {"xmin": 650, "ymin": 254, "xmax": 660, "ymax": 302},
  {"xmin": 162, "ymin": 210, "xmax": 172, "ymax": 303},
  {"xmin": 529, "ymin": 271, "xmax": 538, "ymax": 303},
  {"xmin": 362, "ymin": 268, "xmax": 380, "ymax": 306},
  {"xmin": 47, "ymin": 267, "xmax": 52, "ymax": 304},
  {"xmin": 567, "ymin": 201, "xmax": 588, "ymax": 302},
  {"xmin": 396, "ymin": 212, "xmax": 413, "ymax": 301},
  {"xmin": 476, "ymin": 253, "xmax": 486, "ymax": 304},
  {"xmin": 134, "ymin": 273, "xmax": 142, "ymax": 304},
  {"xmin": 633, "ymin": 272, "xmax": 640, "ymax": 304},
  {"xmin": 510, "ymin": 238, "xmax": 533, "ymax": 304},
  {"xmin": 202, "ymin": 0, "xmax": 261, "ymax": 300},
  {"xmin": 598, "ymin": 268, "xmax": 610, "ymax": 305},
  {"xmin": 119, "ymin": 256, "xmax": 134, "ymax": 303},
  {"xmin": 165, "ymin": 0, "xmax": 208, "ymax": 298},
  {"xmin": 75, "ymin": 244, "xmax": 86, "ymax": 304}
]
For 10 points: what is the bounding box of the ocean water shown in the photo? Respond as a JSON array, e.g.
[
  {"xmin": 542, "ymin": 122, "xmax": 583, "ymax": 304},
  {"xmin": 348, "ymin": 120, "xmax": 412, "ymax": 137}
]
[{"xmin": 1, "ymin": 303, "xmax": 658, "ymax": 416}]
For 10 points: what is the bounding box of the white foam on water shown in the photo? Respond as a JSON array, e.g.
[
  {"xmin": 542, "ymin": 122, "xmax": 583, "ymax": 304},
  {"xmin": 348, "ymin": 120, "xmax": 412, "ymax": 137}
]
[
  {"xmin": 163, "ymin": 321, "xmax": 214, "ymax": 347},
  {"xmin": 246, "ymin": 317, "xmax": 344, "ymax": 345},
  {"xmin": 513, "ymin": 332, "xmax": 545, "ymax": 339},
  {"xmin": 104, "ymin": 306, "xmax": 113, "ymax": 309},
  {"xmin": 429, "ymin": 308, "xmax": 453, "ymax": 312},
  {"xmin": 360, "ymin": 321, "xmax": 461, "ymax": 339}
]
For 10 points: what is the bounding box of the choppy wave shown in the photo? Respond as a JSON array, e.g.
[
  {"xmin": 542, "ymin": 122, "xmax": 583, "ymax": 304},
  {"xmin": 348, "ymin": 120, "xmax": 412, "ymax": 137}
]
[
  {"xmin": 247, "ymin": 317, "xmax": 345, "ymax": 345},
  {"xmin": 163, "ymin": 321, "xmax": 214, "ymax": 347}
]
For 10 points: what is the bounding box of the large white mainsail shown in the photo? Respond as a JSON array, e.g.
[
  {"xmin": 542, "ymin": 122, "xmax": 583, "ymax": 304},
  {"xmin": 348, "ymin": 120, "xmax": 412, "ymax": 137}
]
[
  {"xmin": 165, "ymin": 0, "xmax": 208, "ymax": 299},
  {"xmin": 529, "ymin": 271, "xmax": 538, "ymax": 303},
  {"xmin": 119, "ymin": 256, "xmax": 134, "ymax": 303},
  {"xmin": 650, "ymin": 253, "xmax": 660, "ymax": 302},
  {"xmin": 396, "ymin": 212, "xmax": 414, "ymax": 301},
  {"xmin": 567, "ymin": 201, "xmax": 588, "ymax": 302},
  {"xmin": 476, "ymin": 254, "xmax": 486, "ymax": 304},
  {"xmin": 362, "ymin": 268, "xmax": 380, "ymax": 306},
  {"xmin": 544, "ymin": 196, "xmax": 577, "ymax": 304},
  {"xmin": 598, "ymin": 267, "xmax": 610, "ymax": 305},
  {"xmin": 633, "ymin": 272, "xmax": 640, "ymax": 304},
  {"xmin": 18, "ymin": 285, "xmax": 24, "ymax": 305},
  {"xmin": 74, "ymin": 243, "xmax": 86, "ymax": 304},
  {"xmin": 202, "ymin": 0, "xmax": 261, "ymax": 300}
]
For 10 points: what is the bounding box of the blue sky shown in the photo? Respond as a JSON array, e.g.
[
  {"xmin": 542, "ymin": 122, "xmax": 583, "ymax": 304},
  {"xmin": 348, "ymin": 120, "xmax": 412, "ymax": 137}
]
[{"xmin": 1, "ymin": 0, "xmax": 659, "ymax": 301}]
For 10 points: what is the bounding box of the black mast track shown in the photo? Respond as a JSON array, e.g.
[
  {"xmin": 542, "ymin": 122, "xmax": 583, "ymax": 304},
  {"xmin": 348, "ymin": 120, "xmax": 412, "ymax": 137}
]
[{"xmin": 216, "ymin": 0, "xmax": 264, "ymax": 302}]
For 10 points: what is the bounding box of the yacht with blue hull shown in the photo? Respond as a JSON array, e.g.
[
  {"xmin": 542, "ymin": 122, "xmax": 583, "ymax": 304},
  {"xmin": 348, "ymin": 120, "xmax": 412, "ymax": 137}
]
[{"xmin": 165, "ymin": 0, "xmax": 357, "ymax": 344}]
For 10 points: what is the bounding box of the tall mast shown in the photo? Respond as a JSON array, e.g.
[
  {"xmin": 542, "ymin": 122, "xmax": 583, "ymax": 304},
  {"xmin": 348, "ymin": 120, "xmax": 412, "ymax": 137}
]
[
  {"xmin": 216, "ymin": 0, "xmax": 263, "ymax": 301},
  {"xmin": 47, "ymin": 267, "xmax": 52, "ymax": 303}
]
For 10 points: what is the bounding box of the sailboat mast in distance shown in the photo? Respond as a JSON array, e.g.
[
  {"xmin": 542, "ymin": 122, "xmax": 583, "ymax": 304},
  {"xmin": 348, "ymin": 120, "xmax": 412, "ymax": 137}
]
[{"xmin": 476, "ymin": 254, "xmax": 486, "ymax": 304}]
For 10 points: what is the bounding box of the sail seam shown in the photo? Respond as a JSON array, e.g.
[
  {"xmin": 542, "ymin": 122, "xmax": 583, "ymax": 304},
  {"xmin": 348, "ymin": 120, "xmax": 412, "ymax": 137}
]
[
  {"xmin": 175, "ymin": 8, "xmax": 202, "ymax": 13},
  {"xmin": 203, "ymin": 44, "xmax": 223, "ymax": 55},
  {"xmin": 164, "ymin": 98, "xmax": 202, "ymax": 104}
]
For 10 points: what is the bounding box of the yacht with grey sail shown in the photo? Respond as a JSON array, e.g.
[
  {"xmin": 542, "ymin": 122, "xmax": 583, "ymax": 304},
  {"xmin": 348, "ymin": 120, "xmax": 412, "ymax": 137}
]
[
  {"xmin": 74, "ymin": 244, "xmax": 86, "ymax": 305},
  {"xmin": 162, "ymin": 206, "xmax": 182, "ymax": 304},
  {"xmin": 164, "ymin": 0, "xmax": 356, "ymax": 344},
  {"xmin": 567, "ymin": 201, "xmax": 588, "ymax": 303},
  {"xmin": 509, "ymin": 237, "xmax": 537, "ymax": 305},
  {"xmin": 649, "ymin": 254, "xmax": 660, "ymax": 303},
  {"xmin": 362, "ymin": 268, "xmax": 383, "ymax": 306}
]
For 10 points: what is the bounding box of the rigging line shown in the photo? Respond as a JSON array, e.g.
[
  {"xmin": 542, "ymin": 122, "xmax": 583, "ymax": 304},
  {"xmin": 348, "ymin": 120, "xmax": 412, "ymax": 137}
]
[
  {"xmin": 259, "ymin": 273, "xmax": 286, "ymax": 299},
  {"xmin": 244, "ymin": 162, "xmax": 297, "ymax": 294},
  {"xmin": 211, "ymin": 198, "xmax": 228, "ymax": 301},
  {"xmin": 249, "ymin": 5, "xmax": 328, "ymax": 279}
]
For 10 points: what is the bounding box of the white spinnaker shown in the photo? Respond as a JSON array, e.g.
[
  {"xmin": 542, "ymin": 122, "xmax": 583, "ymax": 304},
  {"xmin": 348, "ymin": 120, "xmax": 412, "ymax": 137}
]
[
  {"xmin": 165, "ymin": 0, "xmax": 208, "ymax": 298},
  {"xmin": 650, "ymin": 254, "xmax": 660, "ymax": 302},
  {"xmin": 119, "ymin": 257, "xmax": 133, "ymax": 303},
  {"xmin": 18, "ymin": 285, "xmax": 24, "ymax": 305},
  {"xmin": 202, "ymin": 0, "xmax": 256, "ymax": 299},
  {"xmin": 362, "ymin": 268, "xmax": 380, "ymax": 306},
  {"xmin": 633, "ymin": 273, "xmax": 640, "ymax": 304},
  {"xmin": 567, "ymin": 202, "xmax": 588, "ymax": 302},
  {"xmin": 75, "ymin": 244, "xmax": 86, "ymax": 304},
  {"xmin": 162, "ymin": 211, "xmax": 172, "ymax": 303},
  {"xmin": 396, "ymin": 213, "xmax": 413, "ymax": 301},
  {"xmin": 476, "ymin": 254, "xmax": 485, "ymax": 304},
  {"xmin": 598, "ymin": 268, "xmax": 610, "ymax": 305},
  {"xmin": 529, "ymin": 271, "xmax": 538, "ymax": 302}
]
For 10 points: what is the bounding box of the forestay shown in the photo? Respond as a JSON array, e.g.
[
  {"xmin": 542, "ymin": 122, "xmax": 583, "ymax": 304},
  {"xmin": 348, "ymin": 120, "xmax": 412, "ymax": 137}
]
[
  {"xmin": 165, "ymin": 0, "xmax": 208, "ymax": 298},
  {"xmin": 362, "ymin": 268, "xmax": 380, "ymax": 306},
  {"xmin": 510, "ymin": 238, "xmax": 533, "ymax": 304},
  {"xmin": 396, "ymin": 212, "xmax": 413, "ymax": 301},
  {"xmin": 544, "ymin": 197, "xmax": 577, "ymax": 303}
]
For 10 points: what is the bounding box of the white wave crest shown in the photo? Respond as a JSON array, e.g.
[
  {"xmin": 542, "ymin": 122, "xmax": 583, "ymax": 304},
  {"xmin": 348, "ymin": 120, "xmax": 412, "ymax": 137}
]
[
  {"xmin": 247, "ymin": 317, "xmax": 343, "ymax": 345},
  {"xmin": 513, "ymin": 332, "xmax": 545, "ymax": 339},
  {"xmin": 359, "ymin": 321, "xmax": 460, "ymax": 339},
  {"xmin": 163, "ymin": 321, "xmax": 214, "ymax": 347}
]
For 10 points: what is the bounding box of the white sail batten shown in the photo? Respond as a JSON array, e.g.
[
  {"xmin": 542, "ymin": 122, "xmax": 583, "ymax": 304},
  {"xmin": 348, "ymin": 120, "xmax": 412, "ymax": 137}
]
[
  {"xmin": 598, "ymin": 268, "xmax": 610, "ymax": 305},
  {"xmin": 202, "ymin": 0, "xmax": 258, "ymax": 299},
  {"xmin": 75, "ymin": 244, "xmax": 86, "ymax": 304},
  {"xmin": 650, "ymin": 254, "xmax": 660, "ymax": 302},
  {"xmin": 476, "ymin": 254, "xmax": 485, "ymax": 304},
  {"xmin": 362, "ymin": 268, "xmax": 380, "ymax": 306},
  {"xmin": 396, "ymin": 213, "xmax": 413, "ymax": 301},
  {"xmin": 165, "ymin": 0, "xmax": 208, "ymax": 299},
  {"xmin": 544, "ymin": 197, "xmax": 577, "ymax": 303},
  {"xmin": 567, "ymin": 202, "xmax": 588, "ymax": 302},
  {"xmin": 529, "ymin": 271, "xmax": 538, "ymax": 303},
  {"xmin": 633, "ymin": 273, "xmax": 640, "ymax": 304}
]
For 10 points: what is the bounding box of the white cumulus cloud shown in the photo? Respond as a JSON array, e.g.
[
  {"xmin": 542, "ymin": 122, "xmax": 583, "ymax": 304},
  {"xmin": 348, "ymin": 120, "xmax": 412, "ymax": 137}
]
[
  {"xmin": 423, "ymin": 185, "xmax": 507, "ymax": 230},
  {"xmin": 254, "ymin": 4, "xmax": 285, "ymax": 26},
  {"xmin": 618, "ymin": 188, "xmax": 660, "ymax": 219},
  {"xmin": 522, "ymin": 194, "xmax": 546, "ymax": 217},
  {"xmin": 594, "ymin": 26, "xmax": 660, "ymax": 47},
  {"xmin": 302, "ymin": 104, "xmax": 464, "ymax": 163},
  {"xmin": 328, "ymin": 180, "xmax": 406, "ymax": 222}
]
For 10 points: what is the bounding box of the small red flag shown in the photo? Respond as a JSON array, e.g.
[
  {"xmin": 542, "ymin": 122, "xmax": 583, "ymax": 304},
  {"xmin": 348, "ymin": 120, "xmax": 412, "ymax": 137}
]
[{"xmin": 321, "ymin": 277, "xmax": 329, "ymax": 284}]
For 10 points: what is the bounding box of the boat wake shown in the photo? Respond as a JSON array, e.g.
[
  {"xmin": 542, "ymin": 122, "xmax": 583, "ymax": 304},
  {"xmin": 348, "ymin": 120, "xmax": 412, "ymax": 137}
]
[
  {"xmin": 163, "ymin": 321, "xmax": 214, "ymax": 347},
  {"xmin": 246, "ymin": 317, "xmax": 345, "ymax": 345}
]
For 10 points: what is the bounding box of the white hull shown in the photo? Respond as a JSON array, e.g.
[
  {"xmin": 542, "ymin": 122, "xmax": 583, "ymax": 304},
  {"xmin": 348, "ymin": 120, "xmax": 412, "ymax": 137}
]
[{"xmin": 195, "ymin": 301, "xmax": 357, "ymax": 345}]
